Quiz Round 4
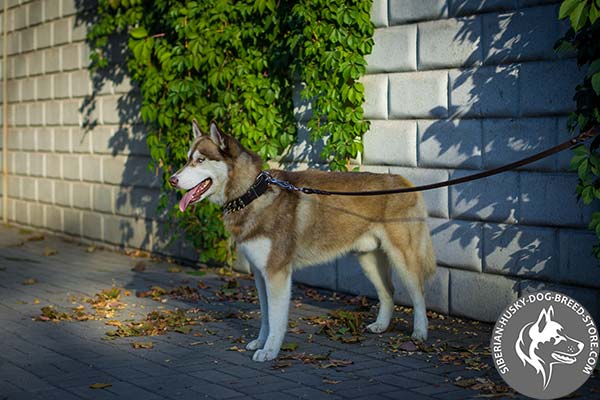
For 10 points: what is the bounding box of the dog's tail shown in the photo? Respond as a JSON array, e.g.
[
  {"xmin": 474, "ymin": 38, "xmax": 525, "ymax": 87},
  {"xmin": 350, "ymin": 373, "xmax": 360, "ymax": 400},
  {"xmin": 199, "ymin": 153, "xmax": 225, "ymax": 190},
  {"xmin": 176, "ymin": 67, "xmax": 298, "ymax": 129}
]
[{"xmin": 420, "ymin": 224, "xmax": 437, "ymax": 281}]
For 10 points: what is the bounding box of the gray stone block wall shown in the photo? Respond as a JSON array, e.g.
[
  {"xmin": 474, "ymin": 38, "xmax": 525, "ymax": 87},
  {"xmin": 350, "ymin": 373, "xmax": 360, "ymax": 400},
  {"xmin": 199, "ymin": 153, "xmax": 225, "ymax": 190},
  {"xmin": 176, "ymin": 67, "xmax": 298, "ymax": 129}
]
[
  {"xmin": 0, "ymin": 0, "xmax": 175, "ymax": 257},
  {"xmin": 1, "ymin": 0, "xmax": 598, "ymax": 323},
  {"xmin": 290, "ymin": 0, "xmax": 600, "ymax": 323}
]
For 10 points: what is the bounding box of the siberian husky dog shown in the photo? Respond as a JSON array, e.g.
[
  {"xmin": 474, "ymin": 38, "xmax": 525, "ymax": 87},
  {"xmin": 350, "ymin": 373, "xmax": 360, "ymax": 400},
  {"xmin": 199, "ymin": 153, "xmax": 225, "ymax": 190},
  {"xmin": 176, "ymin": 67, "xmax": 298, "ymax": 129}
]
[{"xmin": 170, "ymin": 121, "xmax": 436, "ymax": 362}]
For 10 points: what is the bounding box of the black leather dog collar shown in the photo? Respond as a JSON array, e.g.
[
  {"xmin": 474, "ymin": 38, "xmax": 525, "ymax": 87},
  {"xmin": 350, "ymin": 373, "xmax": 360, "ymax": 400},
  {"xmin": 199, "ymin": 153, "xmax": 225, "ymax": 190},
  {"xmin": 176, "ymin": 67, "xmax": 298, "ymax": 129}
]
[{"xmin": 222, "ymin": 171, "xmax": 271, "ymax": 215}]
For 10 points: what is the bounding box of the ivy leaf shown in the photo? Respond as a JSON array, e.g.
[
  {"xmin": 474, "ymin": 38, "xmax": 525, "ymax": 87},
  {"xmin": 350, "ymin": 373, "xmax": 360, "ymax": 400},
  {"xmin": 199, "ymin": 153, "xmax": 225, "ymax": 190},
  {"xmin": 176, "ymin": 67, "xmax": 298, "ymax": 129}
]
[
  {"xmin": 572, "ymin": 144, "xmax": 589, "ymax": 156},
  {"xmin": 589, "ymin": 211, "xmax": 600, "ymax": 229},
  {"xmin": 570, "ymin": 2, "xmax": 589, "ymax": 31},
  {"xmin": 578, "ymin": 158, "xmax": 590, "ymax": 180},
  {"xmin": 130, "ymin": 27, "xmax": 148, "ymax": 39},
  {"xmin": 582, "ymin": 186, "xmax": 594, "ymax": 204},
  {"xmin": 559, "ymin": 0, "xmax": 582, "ymax": 19},
  {"xmin": 591, "ymin": 72, "xmax": 600, "ymax": 96},
  {"xmin": 590, "ymin": 2, "xmax": 600, "ymax": 24},
  {"xmin": 589, "ymin": 60, "xmax": 600, "ymax": 77}
]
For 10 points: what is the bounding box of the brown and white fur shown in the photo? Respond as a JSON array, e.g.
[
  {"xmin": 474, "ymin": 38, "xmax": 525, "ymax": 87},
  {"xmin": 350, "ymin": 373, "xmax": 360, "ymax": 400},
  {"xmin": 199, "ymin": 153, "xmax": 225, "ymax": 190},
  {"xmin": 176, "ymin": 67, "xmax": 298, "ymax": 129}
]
[{"xmin": 170, "ymin": 121, "xmax": 436, "ymax": 362}]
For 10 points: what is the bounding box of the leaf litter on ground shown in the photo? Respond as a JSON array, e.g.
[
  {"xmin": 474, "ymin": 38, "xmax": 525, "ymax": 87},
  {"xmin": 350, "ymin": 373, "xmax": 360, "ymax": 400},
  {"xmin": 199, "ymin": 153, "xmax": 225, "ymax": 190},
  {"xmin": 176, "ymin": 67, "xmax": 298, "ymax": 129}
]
[
  {"xmin": 214, "ymin": 277, "xmax": 257, "ymax": 302},
  {"xmin": 137, "ymin": 285, "xmax": 205, "ymax": 303},
  {"xmin": 304, "ymin": 309, "xmax": 366, "ymax": 344},
  {"xmin": 35, "ymin": 287, "xmax": 126, "ymax": 322},
  {"xmin": 454, "ymin": 376, "xmax": 515, "ymax": 397},
  {"xmin": 86, "ymin": 288, "xmax": 125, "ymax": 318},
  {"xmin": 105, "ymin": 308, "xmax": 219, "ymax": 338},
  {"xmin": 272, "ymin": 350, "xmax": 353, "ymax": 370}
]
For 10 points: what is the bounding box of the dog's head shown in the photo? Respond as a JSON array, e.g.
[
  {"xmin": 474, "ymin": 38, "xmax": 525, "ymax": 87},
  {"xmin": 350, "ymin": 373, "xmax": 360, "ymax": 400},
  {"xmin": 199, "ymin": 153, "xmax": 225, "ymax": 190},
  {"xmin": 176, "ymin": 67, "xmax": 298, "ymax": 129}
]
[
  {"xmin": 515, "ymin": 306, "xmax": 584, "ymax": 389},
  {"xmin": 169, "ymin": 121, "xmax": 257, "ymax": 211}
]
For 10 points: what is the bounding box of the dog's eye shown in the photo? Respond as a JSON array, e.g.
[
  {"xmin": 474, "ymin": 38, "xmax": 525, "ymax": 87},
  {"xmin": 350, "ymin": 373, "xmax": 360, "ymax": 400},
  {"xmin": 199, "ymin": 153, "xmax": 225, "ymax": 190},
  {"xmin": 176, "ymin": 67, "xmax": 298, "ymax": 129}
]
[
  {"xmin": 192, "ymin": 156, "xmax": 205, "ymax": 165},
  {"xmin": 553, "ymin": 336, "xmax": 564, "ymax": 344},
  {"xmin": 189, "ymin": 151, "xmax": 205, "ymax": 165}
]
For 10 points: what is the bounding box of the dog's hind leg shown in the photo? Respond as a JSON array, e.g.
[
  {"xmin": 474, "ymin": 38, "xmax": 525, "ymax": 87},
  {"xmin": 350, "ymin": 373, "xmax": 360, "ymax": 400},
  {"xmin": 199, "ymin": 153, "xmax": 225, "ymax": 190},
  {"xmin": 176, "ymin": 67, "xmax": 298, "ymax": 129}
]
[
  {"xmin": 246, "ymin": 264, "xmax": 269, "ymax": 351},
  {"xmin": 382, "ymin": 235, "xmax": 428, "ymax": 341},
  {"xmin": 357, "ymin": 251, "xmax": 394, "ymax": 334},
  {"xmin": 397, "ymin": 265, "xmax": 428, "ymax": 341},
  {"xmin": 252, "ymin": 268, "xmax": 292, "ymax": 362}
]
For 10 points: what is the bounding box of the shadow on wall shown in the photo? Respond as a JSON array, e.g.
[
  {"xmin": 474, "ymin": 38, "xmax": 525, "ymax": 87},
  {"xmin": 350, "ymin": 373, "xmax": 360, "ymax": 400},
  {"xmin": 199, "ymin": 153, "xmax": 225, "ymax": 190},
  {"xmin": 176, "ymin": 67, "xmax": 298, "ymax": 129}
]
[
  {"xmin": 419, "ymin": 3, "xmax": 596, "ymax": 297},
  {"xmin": 418, "ymin": 2, "xmax": 575, "ymax": 284},
  {"xmin": 74, "ymin": 0, "xmax": 178, "ymax": 259}
]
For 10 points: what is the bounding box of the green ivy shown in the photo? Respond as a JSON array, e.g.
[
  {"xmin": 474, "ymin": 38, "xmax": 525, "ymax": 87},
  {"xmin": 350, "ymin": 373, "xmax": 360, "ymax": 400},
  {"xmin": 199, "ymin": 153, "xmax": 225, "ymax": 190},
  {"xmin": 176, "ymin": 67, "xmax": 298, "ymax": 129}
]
[
  {"xmin": 87, "ymin": 0, "xmax": 374, "ymax": 264},
  {"xmin": 556, "ymin": 0, "xmax": 600, "ymax": 258}
]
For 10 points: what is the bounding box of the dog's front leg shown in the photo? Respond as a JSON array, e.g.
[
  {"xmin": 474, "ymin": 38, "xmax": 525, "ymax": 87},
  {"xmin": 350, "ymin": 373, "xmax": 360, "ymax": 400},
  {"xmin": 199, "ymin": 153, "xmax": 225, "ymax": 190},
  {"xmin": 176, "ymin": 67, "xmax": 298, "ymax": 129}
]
[
  {"xmin": 246, "ymin": 265, "xmax": 269, "ymax": 350},
  {"xmin": 252, "ymin": 268, "xmax": 291, "ymax": 362}
]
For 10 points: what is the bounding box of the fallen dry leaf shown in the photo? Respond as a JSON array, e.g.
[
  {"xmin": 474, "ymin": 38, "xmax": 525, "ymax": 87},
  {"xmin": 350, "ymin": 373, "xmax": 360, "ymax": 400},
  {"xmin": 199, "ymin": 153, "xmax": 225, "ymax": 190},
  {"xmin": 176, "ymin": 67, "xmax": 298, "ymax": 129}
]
[
  {"xmin": 197, "ymin": 281, "xmax": 210, "ymax": 289},
  {"xmin": 131, "ymin": 342, "xmax": 154, "ymax": 349},
  {"xmin": 320, "ymin": 359, "xmax": 353, "ymax": 369},
  {"xmin": 22, "ymin": 278, "xmax": 37, "ymax": 285},
  {"xmin": 86, "ymin": 245, "xmax": 96, "ymax": 253},
  {"xmin": 125, "ymin": 249, "xmax": 149, "ymax": 258},
  {"xmin": 398, "ymin": 341, "xmax": 419, "ymax": 352},
  {"xmin": 281, "ymin": 342, "xmax": 299, "ymax": 352},
  {"xmin": 43, "ymin": 247, "xmax": 57, "ymax": 256},
  {"xmin": 272, "ymin": 361, "xmax": 292, "ymax": 370},
  {"xmin": 227, "ymin": 345, "xmax": 246, "ymax": 352},
  {"xmin": 174, "ymin": 325, "xmax": 192, "ymax": 334},
  {"xmin": 89, "ymin": 383, "xmax": 112, "ymax": 389},
  {"xmin": 26, "ymin": 234, "xmax": 45, "ymax": 241},
  {"xmin": 323, "ymin": 378, "xmax": 341, "ymax": 384},
  {"xmin": 167, "ymin": 266, "xmax": 182, "ymax": 273},
  {"xmin": 305, "ymin": 288, "xmax": 325, "ymax": 302},
  {"xmin": 132, "ymin": 261, "xmax": 146, "ymax": 272}
]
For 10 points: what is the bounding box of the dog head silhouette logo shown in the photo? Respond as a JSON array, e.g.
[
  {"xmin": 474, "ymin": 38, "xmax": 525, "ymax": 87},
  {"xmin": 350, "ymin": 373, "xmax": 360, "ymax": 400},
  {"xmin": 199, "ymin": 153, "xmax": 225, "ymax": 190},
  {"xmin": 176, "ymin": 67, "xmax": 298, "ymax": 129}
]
[
  {"xmin": 515, "ymin": 306, "xmax": 584, "ymax": 390},
  {"xmin": 491, "ymin": 291, "xmax": 597, "ymax": 399}
]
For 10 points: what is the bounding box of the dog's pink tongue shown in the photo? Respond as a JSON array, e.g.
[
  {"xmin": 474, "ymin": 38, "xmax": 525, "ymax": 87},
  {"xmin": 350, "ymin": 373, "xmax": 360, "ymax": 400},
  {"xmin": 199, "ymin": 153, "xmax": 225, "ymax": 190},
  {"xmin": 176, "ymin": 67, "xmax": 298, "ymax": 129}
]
[{"xmin": 179, "ymin": 190, "xmax": 195, "ymax": 212}]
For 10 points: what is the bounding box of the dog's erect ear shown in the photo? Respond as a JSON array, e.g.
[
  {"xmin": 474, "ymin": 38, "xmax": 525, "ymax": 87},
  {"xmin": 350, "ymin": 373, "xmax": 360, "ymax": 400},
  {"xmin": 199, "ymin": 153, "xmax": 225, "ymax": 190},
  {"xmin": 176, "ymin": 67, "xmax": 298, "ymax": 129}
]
[
  {"xmin": 192, "ymin": 119, "xmax": 204, "ymax": 139},
  {"xmin": 209, "ymin": 121, "xmax": 226, "ymax": 150},
  {"xmin": 535, "ymin": 307, "xmax": 552, "ymax": 333}
]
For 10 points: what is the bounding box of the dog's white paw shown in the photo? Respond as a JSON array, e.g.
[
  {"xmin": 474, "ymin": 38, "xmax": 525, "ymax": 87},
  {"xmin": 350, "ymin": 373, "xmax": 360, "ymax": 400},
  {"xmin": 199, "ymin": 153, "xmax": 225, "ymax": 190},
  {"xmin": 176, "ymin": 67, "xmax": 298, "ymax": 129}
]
[
  {"xmin": 245, "ymin": 339, "xmax": 265, "ymax": 351},
  {"xmin": 252, "ymin": 348, "xmax": 279, "ymax": 362},
  {"xmin": 367, "ymin": 321, "xmax": 389, "ymax": 334},
  {"xmin": 411, "ymin": 329, "xmax": 428, "ymax": 341}
]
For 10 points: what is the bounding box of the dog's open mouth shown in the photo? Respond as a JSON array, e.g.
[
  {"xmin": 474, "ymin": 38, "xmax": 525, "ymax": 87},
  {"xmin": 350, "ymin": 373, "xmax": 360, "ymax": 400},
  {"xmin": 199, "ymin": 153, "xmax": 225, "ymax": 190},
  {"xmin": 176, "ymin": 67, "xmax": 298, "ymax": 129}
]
[
  {"xmin": 552, "ymin": 351, "xmax": 577, "ymax": 364},
  {"xmin": 179, "ymin": 178, "xmax": 212, "ymax": 212}
]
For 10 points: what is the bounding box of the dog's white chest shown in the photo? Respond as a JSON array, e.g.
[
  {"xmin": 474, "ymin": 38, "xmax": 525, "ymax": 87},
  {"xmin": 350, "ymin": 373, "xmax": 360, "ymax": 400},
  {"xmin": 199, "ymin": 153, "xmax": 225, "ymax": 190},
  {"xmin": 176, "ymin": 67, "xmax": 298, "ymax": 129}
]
[{"xmin": 239, "ymin": 237, "xmax": 272, "ymax": 270}]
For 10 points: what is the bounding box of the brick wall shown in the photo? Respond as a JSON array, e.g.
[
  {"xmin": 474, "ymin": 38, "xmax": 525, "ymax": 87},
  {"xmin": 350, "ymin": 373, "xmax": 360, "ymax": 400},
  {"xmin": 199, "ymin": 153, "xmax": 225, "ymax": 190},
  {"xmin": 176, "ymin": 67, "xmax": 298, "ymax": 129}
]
[
  {"xmin": 293, "ymin": 0, "xmax": 600, "ymax": 322},
  {"xmin": 1, "ymin": 0, "xmax": 598, "ymax": 322},
  {"xmin": 0, "ymin": 0, "xmax": 180, "ymax": 257}
]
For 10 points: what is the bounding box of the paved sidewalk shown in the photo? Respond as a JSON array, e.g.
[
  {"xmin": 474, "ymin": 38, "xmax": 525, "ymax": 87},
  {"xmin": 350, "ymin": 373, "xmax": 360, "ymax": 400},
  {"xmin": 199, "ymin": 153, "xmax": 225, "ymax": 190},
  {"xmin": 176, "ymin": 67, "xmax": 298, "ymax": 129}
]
[{"xmin": 0, "ymin": 225, "xmax": 598, "ymax": 400}]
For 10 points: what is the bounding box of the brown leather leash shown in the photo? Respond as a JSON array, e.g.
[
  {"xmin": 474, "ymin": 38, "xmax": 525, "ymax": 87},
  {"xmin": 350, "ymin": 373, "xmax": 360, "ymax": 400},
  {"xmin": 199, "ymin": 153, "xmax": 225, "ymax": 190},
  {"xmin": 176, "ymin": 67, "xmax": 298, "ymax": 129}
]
[{"xmin": 266, "ymin": 126, "xmax": 600, "ymax": 196}]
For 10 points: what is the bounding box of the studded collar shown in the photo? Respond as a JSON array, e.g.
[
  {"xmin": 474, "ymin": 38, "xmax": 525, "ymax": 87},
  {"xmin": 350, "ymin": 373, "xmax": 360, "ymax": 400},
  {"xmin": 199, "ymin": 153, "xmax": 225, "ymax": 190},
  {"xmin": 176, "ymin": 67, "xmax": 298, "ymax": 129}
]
[{"xmin": 222, "ymin": 171, "xmax": 272, "ymax": 215}]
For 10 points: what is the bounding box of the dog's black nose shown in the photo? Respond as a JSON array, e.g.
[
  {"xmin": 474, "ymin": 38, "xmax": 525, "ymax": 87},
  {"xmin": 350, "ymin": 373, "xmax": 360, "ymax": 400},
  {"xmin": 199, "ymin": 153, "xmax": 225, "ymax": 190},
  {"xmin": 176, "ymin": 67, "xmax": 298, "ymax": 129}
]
[{"xmin": 169, "ymin": 175, "xmax": 179, "ymax": 187}]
